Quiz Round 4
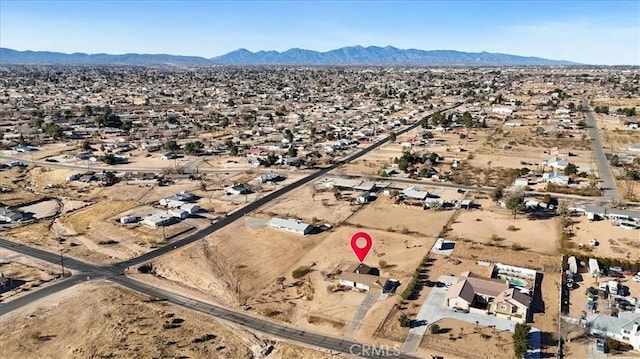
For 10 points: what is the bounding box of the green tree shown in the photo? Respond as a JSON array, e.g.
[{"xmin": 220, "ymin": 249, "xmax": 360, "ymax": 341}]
[
  {"xmin": 287, "ymin": 145, "xmax": 298, "ymax": 158},
  {"xmin": 163, "ymin": 140, "xmax": 179, "ymax": 152},
  {"xmin": 284, "ymin": 128, "xmax": 294, "ymax": 143},
  {"xmin": 513, "ymin": 323, "xmax": 531, "ymax": 358},
  {"xmin": 184, "ymin": 141, "xmax": 204, "ymax": 155},
  {"xmin": 461, "ymin": 111, "xmax": 473, "ymax": 127},
  {"xmin": 398, "ymin": 313, "xmax": 411, "ymax": 328},
  {"xmin": 45, "ymin": 122, "xmax": 63, "ymax": 140},
  {"xmin": 80, "ymin": 140, "xmax": 92, "ymax": 151},
  {"xmin": 491, "ymin": 186, "xmax": 504, "ymax": 202},
  {"xmin": 564, "ymin": 163, "xmax": 578, "ymax": 175},
  {"xmin": 506, "ymin": 195, "xmax": 525, "ymax": 219},
  {"xmin": 100, "ymin": 153, "xmax": 116, "ymax": 165},
  {"xmin": 102, "ymin": 171, "xmax": 117, "ymax": 186},
  {"xmin": 388, "ymin": 131, "xmax": 397, "ymax": 142}
]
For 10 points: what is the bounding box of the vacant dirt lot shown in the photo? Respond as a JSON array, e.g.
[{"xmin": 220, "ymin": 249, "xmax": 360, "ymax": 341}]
[
  {"xmin": 420, "ymin": 317, "xmax": 515, "ymax": 359},
  {"xmin": 0, "ymin": 282, "xmax": 333, "ymax": 359},
  {"xmin": 0, "ymin": 248, "xmax": 59, "ymax": 302},
  {"xmin": 450, "ymin": 205, "xmax": 560, "ymax": 255},
  {"xmin": 570, "ymin": 216, "xmax": 640, "ymax": 260},
  {"xmin": 348, "ymin": 195, "xmax": 455, "ymax": 236}
]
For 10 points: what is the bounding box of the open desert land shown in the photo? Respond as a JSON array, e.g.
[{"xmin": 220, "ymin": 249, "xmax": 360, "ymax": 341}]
[
  {"xmin": 419, "ymin": 317, "xmax": 516, "ymax": 359},
  {"xmin": 259, "ymin": 184, "xmax": 359, "ymax": 224},
  {"xmin": 450, "ymin": 198, "xmax": 561, "ymax": 255},
  {"xmin": 568, "ymin": 216, "xmax": 640, "ymax": 260},
  {"xmin": 346, "ymin": 194, "xmax": 457, "ymax": 236},
  {"xmin": 0, "ymin": 282, "xmax": 334, "ymax": 359},
  {"xmin": 138, "ymin": 210, "xmax": 434, "ymax": 336},
  {"xmin": 0, "ymin": 247, "xmax": 60, "ymax": 302}
]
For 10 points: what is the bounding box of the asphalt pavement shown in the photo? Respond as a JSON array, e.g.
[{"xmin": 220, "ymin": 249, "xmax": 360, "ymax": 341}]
[{"xmin": 582, "ymin": 99, "xmax": 621, "ymax": 201}]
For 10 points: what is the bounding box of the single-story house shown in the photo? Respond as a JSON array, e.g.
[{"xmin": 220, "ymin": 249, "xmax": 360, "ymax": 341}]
[
  {"xmin": 0, "ymin": 207, "xmax": 24, "ymax": 223},
  {"xmin": 542, "ymin": 172, "xmax": 570, "ymax": 185},
  {"xmin": 446, "ymin": 272, "xmax": 531, "ymax": 322},
  {"xmin": 356, "ymin": 192, "xmax": 372, "ymax": 204},
  {"xmin": 225, "ymin": 183, "xmax": 253, "ymax": 195},
  {"xmin": 402, "ymin": 186, "xmax": 429, "ymax": 200},
  {"xmin": 587, "ymin": 312, "xmax": 640, "ymax": 350},
  {"xmin": 119, "ymin": 215, "xmax": 137, "ymax": 224},
  {"xmin": 459, "ymin": 199, "xmax": 473, "ymax": 209},
  {"xmin": 513, "ymin": 178, "xmax": 529, "ymax": 187},
  {"xmin": 268, "ymin": 217, "xmax": 312, "ymax": 235},
  {"xmin": 180, "ymin": 203, "xmax": 201, "ymax": 214},
  {"xmin": 159, "ymin": 197, "xmax": 186, "ymax": 208},
  {"xmin": 339, "ymin": 263, "xmax": 390, "ymax": 293},
  {"xmin": 169, "ymin": 209, "xmax": 188, "ymax": 220},
  {"xmin": 141, "ymin": 213, "xmax": 172, "ymax": 228},
  {"xmin": 255, "ymin": 172, "xmax": 284, "ymax": 184},
  {"xmin": 543, "ymin": 156, "xmax": 569, "ymax": 170}
]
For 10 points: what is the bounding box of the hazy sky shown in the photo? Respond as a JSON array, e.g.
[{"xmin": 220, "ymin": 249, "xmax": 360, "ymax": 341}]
[{"xmin": 1, "ymin": 0, "xmax": 639, "ymax": 65}]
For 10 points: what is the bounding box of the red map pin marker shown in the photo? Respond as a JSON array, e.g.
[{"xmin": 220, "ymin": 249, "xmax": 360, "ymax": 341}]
[{"xmin": 351, "ymin": 232, "xmax": 373, "ymax": 263}]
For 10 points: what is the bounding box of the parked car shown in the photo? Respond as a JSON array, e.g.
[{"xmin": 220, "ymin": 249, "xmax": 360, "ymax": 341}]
[
  {"xmin": 589, "ymin": 239, "xmax": 599, "ymax": 246},
  {"xmin": 610, "ymin": 266, "xmax": 623, "ymax": 273},
  {"xmin": 609, "ymin": 271, "xmax": 624, "ymax": 278},
  {"xmin": 452, "ymin": 307, "xmax": 469, "ymax": 313}
]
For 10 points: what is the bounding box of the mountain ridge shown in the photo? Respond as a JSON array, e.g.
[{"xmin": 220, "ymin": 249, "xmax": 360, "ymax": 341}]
[{"xmin": 0, "ymin": 46, "xmax": 579, "ymax": 66}]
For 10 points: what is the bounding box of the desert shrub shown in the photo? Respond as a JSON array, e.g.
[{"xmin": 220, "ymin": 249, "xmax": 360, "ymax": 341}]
[
  {"xmin": 506, "ymin": 225, "xmax": 520, "ymax": 231},
  {"xmin": 430, "ymin": 324, "xmax": 440, "ymax": 334},
  {"xmin": 511, "ymin": 243, "xmax": 526, "ymax": 251},
  {"xmin": 292, "ymin": 266, "xmax": 311, "ymax": 279},
  {"xmin": 398, "ymin": 313, "xmax": 411, "ymax": 327}
]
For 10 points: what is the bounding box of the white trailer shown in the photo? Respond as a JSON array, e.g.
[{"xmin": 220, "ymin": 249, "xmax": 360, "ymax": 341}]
[
  {"xmin": 435, "ymin": 237, "xmax": 445, "ymax": 250},
  {"xmin": 568, "ymin": 256, "xmax": 578, "ymax": 275},
  {"xmin": 589, "ymin": 258, "xmax": 600, "ymax": 278}
]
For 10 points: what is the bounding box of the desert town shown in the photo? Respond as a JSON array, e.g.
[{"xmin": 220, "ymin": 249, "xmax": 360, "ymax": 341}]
[{"xmin": 0, "ymin": 65, "xmax": 639, "ymax": 359}]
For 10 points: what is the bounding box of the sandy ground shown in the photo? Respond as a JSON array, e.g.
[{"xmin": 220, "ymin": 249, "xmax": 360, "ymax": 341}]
[
  {"xmin": 259, "ymin": 184, "xmax": 357, "ymax": 224},
  {"xmin": 451, "ymin": 202, "xmax": 561, "ymax": 255},
  {"xmin": 0, "ymin": 282, "xmax": 333, "ymax": 359},
  {"xmin": 570, "ymin": 216, "xmax": 640, "ymax": 260},
  {"xmin": 0, "ymin": 248, "xmax": 59, "ymax": 302},
  {"xmin": 420, "ymin": 318, "xmax": 515, "ymax": 359},
  {"xmin": 347, "ymin": 195, "xmax": 455, "ymax": 236}
]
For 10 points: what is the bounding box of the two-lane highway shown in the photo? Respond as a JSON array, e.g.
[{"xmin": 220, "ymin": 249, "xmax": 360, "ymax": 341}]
[{"xmin": 582, "ymin": 99, "xmax": 621, "ymax": 201}]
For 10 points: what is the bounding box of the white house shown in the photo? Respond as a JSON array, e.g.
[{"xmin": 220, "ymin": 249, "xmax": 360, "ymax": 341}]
[
  {"xmin": 224, "ymin": 183, "xmax": 252, "ymax": 195},
  {"xmin": 159, "ymin": 197, "xmax": 185, "ymax": 208},
  {"xmin": 169, "ymin": 209, "xmax": 188, "ymax": 220},
  {"xmin": 402, "ymin": 186, "xmax": 429, "ymax": 200},
  {"xmin": 356, "ymin": 192, "xmax": 372, "ymax": 204},
  {"xmin": 587, "ymin": 313, "xmax": 640, "ymax": 351},
  {"xmin": 542, "ymin": 172, "xmax": 570, "ymax": 185},
  {"xmin": 513, "ymin": 178, "xmax": 529, "ymax": 187},
  {"xmin": 543, "ymin": 157, "xmax": 569, "ymax": 170},
  {"xmin": 142, "ymin": 214, "xmax": 172, "ymax": 228},
  {"xmin": 119, "ymin": 215, "xmax": 137, "ymax": 224},
  {"xmin": 180, "ymin": 203, "xmax": 201, "ymax": 214},
  {"xmin": 268, "ymin": 217, "xmax": 312, "ymax": 235}
]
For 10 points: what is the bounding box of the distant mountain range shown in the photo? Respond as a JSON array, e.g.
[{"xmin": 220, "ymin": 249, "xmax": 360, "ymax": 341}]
[{"xmin": 0, "ymin": 46, "xmax": 579, "ymax": 66}]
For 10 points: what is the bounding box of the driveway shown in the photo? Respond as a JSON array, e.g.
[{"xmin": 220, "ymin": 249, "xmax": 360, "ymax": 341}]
[
  {"xmin": 402, "ymin": 275, "xmax": 539, "ymax": 358},
  {"xmin": 344, "ymin": 292, "xmax": 380, "ymax": 337}
]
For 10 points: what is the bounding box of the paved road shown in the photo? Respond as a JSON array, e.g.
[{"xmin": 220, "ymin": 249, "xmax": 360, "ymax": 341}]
[
  {"xmin": 582, "ymin": 99, "xmax": 621, "ymax": 201},
  {"xmin": 0, "ymin": 104, "xmax": 463, "ymax": 357},
  {"xmin": 345, "ymin": 174, "xmax": 622, "ymax": 204}
]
